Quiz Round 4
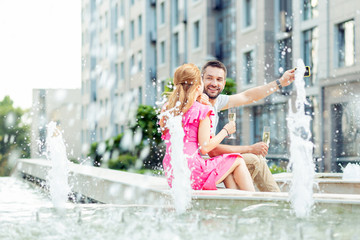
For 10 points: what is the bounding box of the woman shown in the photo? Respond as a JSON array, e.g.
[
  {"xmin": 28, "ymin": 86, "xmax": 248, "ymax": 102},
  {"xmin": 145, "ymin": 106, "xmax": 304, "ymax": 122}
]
[{"xmin": 159, "ymin": 63, "xmax": 254, "ymax": 191}]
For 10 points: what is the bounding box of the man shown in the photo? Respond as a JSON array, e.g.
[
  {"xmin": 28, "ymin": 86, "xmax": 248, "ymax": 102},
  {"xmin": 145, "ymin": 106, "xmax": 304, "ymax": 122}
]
[{"xmin": 199, "ymin": 60, "xmax": 295, "ymax": 192}]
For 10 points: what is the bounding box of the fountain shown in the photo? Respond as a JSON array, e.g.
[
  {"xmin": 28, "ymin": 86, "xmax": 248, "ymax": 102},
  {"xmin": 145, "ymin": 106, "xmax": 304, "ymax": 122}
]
[
  {"xmin": 163, "ymin": 113, "xmax": 192, "ymax": 214},
  {"xmin": 45, "ymin": 121, "xmax": 71, "ymax": 209},
  {"xmin": 342, "ymin": 163, "xmax": 360, "ymax": 180},
  {"xmin": 287, "ymin": 59, "xmax": 315, "ymax": 217},
  {"xmin": 3, "ymin": 66, "xmax": 360, "ymax": 239}
]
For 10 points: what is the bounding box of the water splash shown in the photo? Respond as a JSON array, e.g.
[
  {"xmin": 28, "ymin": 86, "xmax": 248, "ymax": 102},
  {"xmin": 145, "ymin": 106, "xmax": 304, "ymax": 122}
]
[
  {"xmin": 46, "ymin": 121, "xmax": 71, "ymax": 209},
  {"xmin": 342, "ymin": 163, "xmax": 360, "ymax": 180},
  {"xmin": 287, "ymin": 59, "xmax": 315, "ymax": 218},
  {"xmin": 159, "ymin": 107, "xmax": 192, "ymax": 214}
]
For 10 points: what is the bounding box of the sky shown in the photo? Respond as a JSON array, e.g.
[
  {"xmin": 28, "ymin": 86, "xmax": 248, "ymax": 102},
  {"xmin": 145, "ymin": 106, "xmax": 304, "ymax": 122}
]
[{"xmin": 0, "ymin": 0, "xmax": 81, "ymax": 109}]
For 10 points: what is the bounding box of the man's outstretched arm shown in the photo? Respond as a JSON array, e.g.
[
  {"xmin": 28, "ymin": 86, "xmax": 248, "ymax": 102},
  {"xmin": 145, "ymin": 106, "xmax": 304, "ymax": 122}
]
[{"xmin": 223, "ymin": 69, "xmax": 295, "ymax": 110}]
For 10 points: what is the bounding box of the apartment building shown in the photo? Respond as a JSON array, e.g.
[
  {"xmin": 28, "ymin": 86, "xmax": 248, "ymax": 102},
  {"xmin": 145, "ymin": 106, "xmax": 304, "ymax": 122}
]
[
  {"xmin": 82, "ymin": 0, "xmax": 360, "ymax": 172},
  {"xmin": 234, "ymin": 0, "xmax": 360, "ymax": 172}
]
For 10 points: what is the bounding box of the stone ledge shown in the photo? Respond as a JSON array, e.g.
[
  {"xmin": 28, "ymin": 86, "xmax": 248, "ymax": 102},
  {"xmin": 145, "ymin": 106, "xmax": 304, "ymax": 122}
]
[{"xmin": 12, "ymin": 159, "xmax": 360, "ymax": 207}]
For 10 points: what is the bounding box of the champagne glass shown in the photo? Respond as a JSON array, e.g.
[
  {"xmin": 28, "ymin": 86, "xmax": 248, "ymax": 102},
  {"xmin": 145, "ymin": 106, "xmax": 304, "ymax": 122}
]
[
  {"xmin": 260, "ymin": 126, "xmax": 270, "ymax": 161},
  {"xmin": 262, "ymin": 126, "xmax": 270, "ymax": 146},
  {"xmin": 227, "ymin": 108, "xmax": 236, "ymax": 139}
]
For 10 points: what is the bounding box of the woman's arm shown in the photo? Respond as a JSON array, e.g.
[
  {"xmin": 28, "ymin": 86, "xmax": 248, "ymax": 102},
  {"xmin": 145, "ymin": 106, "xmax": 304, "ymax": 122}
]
[{"xmin": 198, "ymin": 114, "xmax": 235, "ymax": 155}]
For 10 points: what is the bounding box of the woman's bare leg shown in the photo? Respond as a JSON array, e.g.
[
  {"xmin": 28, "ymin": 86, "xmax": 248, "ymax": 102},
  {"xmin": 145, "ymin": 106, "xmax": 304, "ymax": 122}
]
[
  {"xmin": 233, "ymin": 157, "xmax": 255, "ymax": 191},
  {"xmin": 223, "ymin": 174, "xmax": 240, "ymax": 189},
  {"xmin": 215, "ymin": 159, "xmax": 240, "ymax": 185}
]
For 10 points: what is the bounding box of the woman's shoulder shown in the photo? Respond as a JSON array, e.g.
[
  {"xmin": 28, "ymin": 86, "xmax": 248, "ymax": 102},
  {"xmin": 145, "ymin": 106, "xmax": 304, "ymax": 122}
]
[
  {"xmin": 187, "ymin": 101, "xmax": 214, "ymax": 120},
  {"xmin": 193, "ymin": 101, "xmax": 212, "ymax": 111}
]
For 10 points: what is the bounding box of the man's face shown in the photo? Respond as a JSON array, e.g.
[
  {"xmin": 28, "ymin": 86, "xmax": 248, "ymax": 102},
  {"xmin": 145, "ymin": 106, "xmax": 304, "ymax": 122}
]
[{"xmin": 202, "ymin": 66, "xmax": 226, "ymax": 99}]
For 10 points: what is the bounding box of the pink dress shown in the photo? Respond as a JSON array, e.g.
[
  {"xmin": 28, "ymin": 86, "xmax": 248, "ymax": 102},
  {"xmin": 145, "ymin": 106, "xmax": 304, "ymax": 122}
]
[{"xmin": 161, "ymin": 101, "xmax": 242, "ymax": 190}]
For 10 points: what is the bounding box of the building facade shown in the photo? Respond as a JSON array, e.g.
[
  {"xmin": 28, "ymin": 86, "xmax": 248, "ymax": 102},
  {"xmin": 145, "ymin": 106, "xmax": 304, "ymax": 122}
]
[{"xmin": 81, "ymin": 0, "xmax": 360, "ymax": 172}]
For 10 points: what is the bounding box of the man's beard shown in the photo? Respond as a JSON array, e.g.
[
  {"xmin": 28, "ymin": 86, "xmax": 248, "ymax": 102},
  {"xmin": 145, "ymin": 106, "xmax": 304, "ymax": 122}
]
[{"xmin": 204, "ymin": 89, "xmax": 221, "ymax": 100}]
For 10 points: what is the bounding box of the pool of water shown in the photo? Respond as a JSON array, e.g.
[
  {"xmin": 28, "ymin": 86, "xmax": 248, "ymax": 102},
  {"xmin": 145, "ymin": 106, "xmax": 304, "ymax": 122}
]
[{"xmin": 1, "ymin": 177, "xmax": 360, "ymax": 240}]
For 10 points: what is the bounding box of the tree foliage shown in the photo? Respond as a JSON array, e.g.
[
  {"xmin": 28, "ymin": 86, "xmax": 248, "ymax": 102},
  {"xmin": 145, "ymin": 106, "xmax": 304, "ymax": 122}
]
[
  {"xmin": 0, "ymin": 96, "xmax": 30, "ymax": 176},
  {"xmin": 88, "ymin": 104, "xmax": 164, "ymax": 171},
  {"xmin": 223, "ymin": 78, "xmax": 237, "ymax": 95}
]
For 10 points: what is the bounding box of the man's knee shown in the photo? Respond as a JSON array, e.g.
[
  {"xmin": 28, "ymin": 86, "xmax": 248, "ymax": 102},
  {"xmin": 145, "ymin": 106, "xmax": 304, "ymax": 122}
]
[{"xmin": 242, "ymin": 153, "xmax": 262, "ymax": 168}]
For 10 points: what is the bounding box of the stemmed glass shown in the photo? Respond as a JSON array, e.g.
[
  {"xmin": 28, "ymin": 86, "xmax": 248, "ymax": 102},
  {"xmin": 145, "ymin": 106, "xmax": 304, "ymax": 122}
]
[
  {"xmin": 260, "ymin": 126, "xmax": 270, "ymax": 161},
  {"xmin": 227, "ymin": 108, "xmax": 236, "ymax": 139},
  {"xmin": 262, "ymin": 126, "xmax": 270, "ymax": 146}
]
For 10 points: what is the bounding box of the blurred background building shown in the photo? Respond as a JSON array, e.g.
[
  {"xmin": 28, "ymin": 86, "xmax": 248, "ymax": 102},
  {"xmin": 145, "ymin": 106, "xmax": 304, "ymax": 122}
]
[
  {"xmin": 81, "ymin": 0, "xmax": 360, "ymax": 172},
  {"xmin": 31, "ymin": 89, "xmax": 82, "ymax": 161}
]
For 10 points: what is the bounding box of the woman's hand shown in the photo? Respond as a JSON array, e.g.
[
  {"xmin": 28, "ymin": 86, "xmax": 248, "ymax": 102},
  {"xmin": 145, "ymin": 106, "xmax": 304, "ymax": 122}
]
[
  {"xmin": 197, "ymin": 93, "xmax": 211, "ymax": 106},
  {"xmin": 224, "ymin": 121, "xmax": 236, "ymax": 135}
]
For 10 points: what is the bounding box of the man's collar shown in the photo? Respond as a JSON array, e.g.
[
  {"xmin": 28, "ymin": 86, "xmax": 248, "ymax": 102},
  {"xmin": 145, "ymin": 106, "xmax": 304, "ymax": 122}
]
[{"xmin": 209, "ymin": 98, "xmax": 217, "ymax": 107}]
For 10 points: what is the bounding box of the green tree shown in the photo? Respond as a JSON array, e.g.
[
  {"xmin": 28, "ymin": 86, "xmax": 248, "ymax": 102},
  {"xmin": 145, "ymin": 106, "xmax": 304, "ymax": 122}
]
[
  {"xmin": 0, "ymin": 96, "xmax": 30, "ymax": 176},
  {"xmin": 130, "ymin": 105, "xmax": 162, "ymax": 145},
  {"xmin": 88, "ymin": 105, "xmax": 164, "ymax": 171},
  {"xmin": 130, "ymin": 104, "xmax": 164, "ymax": 168},
  {"xmin": 163, "ymin": 77, "xmax": 237, "ymax": 95},
  {"xmin": 223, "ymin": 78, "xmax": 237, "ymax": 95}
]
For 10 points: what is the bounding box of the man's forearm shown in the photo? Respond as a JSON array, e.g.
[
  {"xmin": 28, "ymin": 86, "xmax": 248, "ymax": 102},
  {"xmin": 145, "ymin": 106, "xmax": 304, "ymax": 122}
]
[
  {"xmin": 242, "ymin": 81, "xmax": 279, "ymax": 104},
  {"xmin": 208, "ymin": 144, "xmax": 252, "ymax": 157}
]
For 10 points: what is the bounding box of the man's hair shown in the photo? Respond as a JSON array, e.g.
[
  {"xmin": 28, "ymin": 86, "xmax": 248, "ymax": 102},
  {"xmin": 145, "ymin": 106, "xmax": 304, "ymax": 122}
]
[{"xmin": 201, "ymin": 60, "xmax": 227, "ymax": 79}]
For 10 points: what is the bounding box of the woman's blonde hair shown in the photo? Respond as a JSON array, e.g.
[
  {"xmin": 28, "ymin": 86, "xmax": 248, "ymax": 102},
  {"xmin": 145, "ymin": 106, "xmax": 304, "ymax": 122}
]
[{"xmin": 164, "ymin": 63, "xmax": 201, "ymax": 116}]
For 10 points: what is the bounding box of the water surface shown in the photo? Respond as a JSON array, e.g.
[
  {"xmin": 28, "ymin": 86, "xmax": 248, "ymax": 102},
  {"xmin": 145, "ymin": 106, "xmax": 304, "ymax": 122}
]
[{"xmin": 1, "ymin": 177, "xmax": 359, "ymax": 240}]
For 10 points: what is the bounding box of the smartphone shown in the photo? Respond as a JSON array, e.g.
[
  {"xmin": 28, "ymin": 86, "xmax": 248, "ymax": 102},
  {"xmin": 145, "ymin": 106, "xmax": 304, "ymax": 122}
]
[{"xmin": 295, "ymin": 66, "xmax": 311, "ymax": 77}]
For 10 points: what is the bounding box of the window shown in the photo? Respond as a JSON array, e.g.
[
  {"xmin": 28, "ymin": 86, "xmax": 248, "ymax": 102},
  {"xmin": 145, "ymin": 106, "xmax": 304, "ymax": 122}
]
[
  {"xmin": 105, "ymin": 98, "xmax": 109, "ymax": 115},
  {"xmin": 115, "ymin": 124, "xmax": 119, "ymax": 135},
  {"xmin": 130, "ymin": 55, "xmax": 135, "ymax": 74},
  {"xmin": 114, "ymin": 4, "xmax": 118, "ymax": 29},
  {"xmin": 114, "ymin": 33, "xmax": 118, "ymax": 45},
  {"xmin": 160, "ymin": 41, "xmax": 165, "ymax": 64},
  {"xmin": 120, "ymin": 30, "xmax": 124, "ymax": 47},
  {"xmin": 120, "ymin": 62, "xmax": 124, "ymax": 80},
  {"xmin": 193, "ymin": 20, "xmax": 200, "ymax": 49},
  {"xmin": 174, "ymin": 0, "xmax": 179, "ymax": 26},
  {"xmin": 337, "ymin": 20, "xmax": 355, "ymax": 68},
  {"xmin": 99, "ymin": 128, "xmax": 103, "ymax": 141},
  {"xmin": 115, "ymin": 63, "xmax": 119, "ymax": 85},
  {"xmin": 244, "ymin": 0, "xmax": 253, "ymax": 28},
  {"xmin": 303, "ymin": 0, "xmax": 318, "ymax": 21},
  {"xmin": 161, "ymin": 80, "xmax": 165, "ymax": 93},
  {"xmin": 137, "ymin": 51, "xmax": 142, "ymax": 71},
  {"xmin": 138, "ymin": 15, "xmax": 142, "ymax": 36},
  {"xmin": 120, "ymin": 0, "xmax": 124, "ymax": 17},
  {"xmin": 332, "ymin": 102, "xmax": 360, "ymax": 161},
  {"xmin": 279, "ymin": 0, "xmax": 292, "ymax": 32},
  {"xmin": 173, "ymin": 33, "xmax": 179, "ymax": 67},
  {"xmin": 253, "ymin": 103, "xmax": 288, "ymax": 155},
  {"xmin": 303, "ymin": 27, "xmax": 319, "ymax": 87},
  {"xmin": 138, "ymin": 87, "xmax": 143, "ymax": 105},
  {"xmin": 160, "ymin": 2, "xmax": 165, "ymax": 25},
  {"xmin": 277, "ymin": 38, "xmax": 293, "ymax": 75},
  {"xmin": 105, "ymin": 11, "xmax": 108, "ymax": 28},
  {"xmin": 244, "ymin": 50, "xmax": 255, "ymax": 85},
  {"xmin": 130, "ymin": 20, "xmax": 135, "ymax": 41}
]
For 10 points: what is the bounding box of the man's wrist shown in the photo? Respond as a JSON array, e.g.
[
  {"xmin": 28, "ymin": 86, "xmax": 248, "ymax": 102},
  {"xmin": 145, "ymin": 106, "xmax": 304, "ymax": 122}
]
[{"xmin": 276, "ymin": 78, "xmax": 283, "ymax": 90}]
